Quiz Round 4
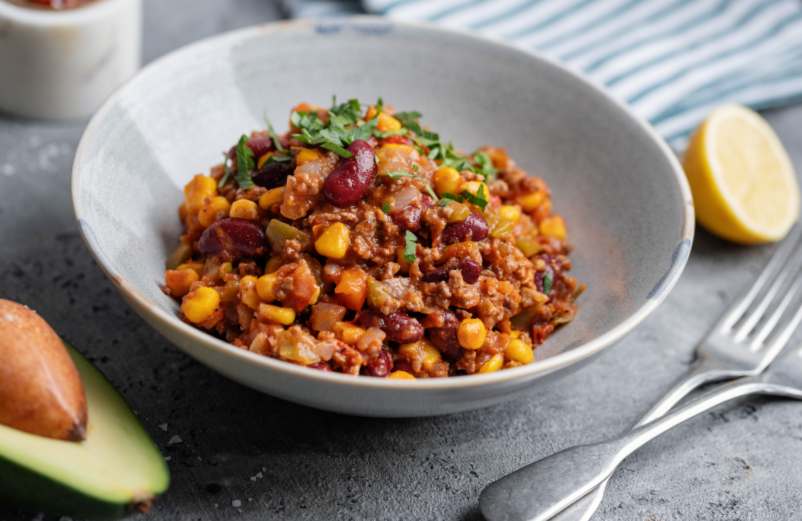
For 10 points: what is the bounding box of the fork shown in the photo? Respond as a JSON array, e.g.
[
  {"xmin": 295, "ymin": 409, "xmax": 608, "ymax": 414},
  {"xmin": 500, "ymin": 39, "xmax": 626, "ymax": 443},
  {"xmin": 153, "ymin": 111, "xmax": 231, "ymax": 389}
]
[
  {"xmin": 480, "ymin": 345, "xmax": 802, "ymax": 521},
  {"xmin": 479, "ymin": 228, "xmax": 802, "ymax": 521}
]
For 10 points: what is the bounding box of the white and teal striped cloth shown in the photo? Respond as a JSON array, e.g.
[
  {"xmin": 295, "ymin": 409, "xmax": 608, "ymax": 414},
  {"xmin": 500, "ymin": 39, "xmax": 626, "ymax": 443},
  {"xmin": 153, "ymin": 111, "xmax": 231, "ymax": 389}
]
[{"xmin": 283, "ymin": 0, "xmax": 802, "ymax": 150}]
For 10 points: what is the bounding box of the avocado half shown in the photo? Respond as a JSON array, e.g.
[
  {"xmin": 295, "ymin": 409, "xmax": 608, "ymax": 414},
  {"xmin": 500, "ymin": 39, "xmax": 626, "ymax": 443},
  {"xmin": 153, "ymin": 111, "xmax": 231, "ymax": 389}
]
[{"xmin": 0, "ymin": 347, "xmax": 169, "ymax": 519}]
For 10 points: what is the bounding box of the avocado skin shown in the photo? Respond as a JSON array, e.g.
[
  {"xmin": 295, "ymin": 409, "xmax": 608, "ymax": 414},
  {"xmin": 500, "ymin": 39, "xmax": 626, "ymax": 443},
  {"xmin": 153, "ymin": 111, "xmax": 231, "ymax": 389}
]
[
  {"xmin": 0, "ymin": 346, "xmax": 168, "ymax": 519},
  {"xmin": 0, "ymin": 454, "xmax": 130, "ymax": 519}
]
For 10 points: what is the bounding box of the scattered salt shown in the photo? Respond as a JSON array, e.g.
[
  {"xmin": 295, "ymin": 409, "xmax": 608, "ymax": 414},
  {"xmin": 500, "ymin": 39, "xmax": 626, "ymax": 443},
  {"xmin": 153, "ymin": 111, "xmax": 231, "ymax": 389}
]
[
  {"xmin": 167, "ymin": 435, "xmax": 182, "ymax": 446},
  {"xmin": 158, "ymin": 423, "xmax": 168, "ymax": 432},
  {"xmin": 232, "ymin": 499, "xmax": 242, "ymax": 508}
]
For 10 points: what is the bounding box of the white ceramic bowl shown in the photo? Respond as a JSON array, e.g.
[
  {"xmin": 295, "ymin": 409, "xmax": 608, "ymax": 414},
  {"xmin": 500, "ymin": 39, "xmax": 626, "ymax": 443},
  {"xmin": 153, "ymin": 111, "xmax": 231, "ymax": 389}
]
[{"xmin": 72, "ymin": 18, "xmax": 694, "ymax": 417}]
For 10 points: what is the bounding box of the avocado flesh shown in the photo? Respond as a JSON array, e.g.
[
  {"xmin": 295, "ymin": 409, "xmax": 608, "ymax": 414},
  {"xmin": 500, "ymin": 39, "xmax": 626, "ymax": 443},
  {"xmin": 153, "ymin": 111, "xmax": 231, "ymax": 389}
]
[{"xmin": 0, "ymin": 347, "xmax": 169, "ymax": 519}]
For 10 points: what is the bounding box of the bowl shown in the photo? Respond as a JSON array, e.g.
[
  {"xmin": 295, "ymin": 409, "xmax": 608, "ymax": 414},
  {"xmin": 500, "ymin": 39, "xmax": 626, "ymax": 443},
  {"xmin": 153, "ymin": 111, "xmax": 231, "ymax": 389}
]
[{"xmin": 72, "ymin": 17, "xmax": 694, "ymax": 417}]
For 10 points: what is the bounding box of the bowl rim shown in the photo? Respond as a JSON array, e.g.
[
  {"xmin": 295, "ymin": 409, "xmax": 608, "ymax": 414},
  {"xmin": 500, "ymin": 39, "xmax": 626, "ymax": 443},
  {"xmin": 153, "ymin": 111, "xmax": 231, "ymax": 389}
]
[{"xmin": 72, "ymin": 16, "xmax": 695, "ymax": 392}]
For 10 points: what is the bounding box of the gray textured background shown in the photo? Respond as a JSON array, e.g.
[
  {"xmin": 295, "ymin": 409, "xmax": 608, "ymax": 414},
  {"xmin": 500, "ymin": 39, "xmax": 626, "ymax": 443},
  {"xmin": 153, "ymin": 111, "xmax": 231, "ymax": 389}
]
[{"xmin": 2, "ymin": 1, "xmax": 802, "ymax": 520}]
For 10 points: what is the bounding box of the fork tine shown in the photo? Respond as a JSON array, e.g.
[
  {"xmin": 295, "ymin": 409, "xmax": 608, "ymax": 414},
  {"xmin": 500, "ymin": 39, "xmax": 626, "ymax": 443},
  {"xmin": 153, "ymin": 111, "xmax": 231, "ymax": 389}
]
[
  {"xmin": 721, "ymin": 226, "xmax": 802, "ymax": 332},
  {"xmin": 757, "ymin": 293, "xmax": 802, "ymax": 362},
  {"xmin": 732, "ymin": 235, "xmax": 802, "ymax": 341},
  {"xmin": 750, "ymin": 262, "xmax": 802, "ymax": 347}
]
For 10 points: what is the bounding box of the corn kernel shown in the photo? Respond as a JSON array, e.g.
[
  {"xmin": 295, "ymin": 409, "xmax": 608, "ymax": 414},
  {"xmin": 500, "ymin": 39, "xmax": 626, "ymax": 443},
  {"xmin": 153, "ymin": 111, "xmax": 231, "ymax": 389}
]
[
  {"xmin": 446, "ymin": 202, "xmax": 472, "ymax": 223},
  {"xmin": 229, "ymin": 199, "xmax": 259, "ymax": 220},
  {"xmin": 479, "ymin": 353, "xmax": 504, "ymax": 373},
  {"xmin": 432, "ymin": 166, "xmax": 462, "ymax": 196},
  {"xmin": 310, "ymin": 284, "xmax": 321, "ymax": 305},
  {"xmin": 462, "ymin": 181, "xmax": 489, "ymax": 201},
  {"xmin": 421, "ymin": 342, "xmax": 442, "ymax": 369},
  {"xmin": 239, "ymin": 275, "xmax": 260, "ymax": 310},
  {"xmin": 315, "ymin": 222, "xmax": 350, "ymax": 259},
  {"xmin": 457, "ymin": 318, "xmax": 487, "ymax": 350},
  {"xmin": 506, "ymin": 338, "xmax": 534, "ymax": 364},
  {"xmin": 379, "ymin": 143, "xmax": 416, "ymax": 155},
  {"xmin": 516, "ymin": 234, "xmax": 541, "ymax": 257},
  {"xmin": 181, "ymin": 286, "xmax": 220, "ymax": 324},
  {"xmin": 388, "ymin": 370, "xmax": 416, "ymax": 380},
  {"xmin": 539, "ymin": 216, "xmax": 566, "ymax": 240},
  {"xmin": 197, "ymin": 196, "xmax": 230, "ymax": 228},
  {"xmin": 259, "ymin": 304, "xmax": 296, "ymax": 325},
  {"xmin": 499, "ymin": 204, "xmax": 521, "ymax": 223},
  {"xmin": 219, "ymin": 262, "xmax": 233, "ymax": 275},
  {"xmin": 296, "ymin": 147, "xmax": 322, "ymax": 166},
  {"xmin": 256, "ymin": 273, "xmax": 279, "ymax": 301},
  {"xmin": 334, "ymin": 321, "xmax": 366, "ymax": 344},
  {"xmin": 184, "ymin": 175, "xmax": 217, "ymax": 211},
  {"xmin": 376, "ymin": 112, "xmax": 402, "ymax": 132},
  {"xmin": 259, "ymin": 187, "xmax": 285, "ymax": 210},
  {"xmin": 517, "ymin": 191, "xmax": 546, "ymax": 212},
  {"xmin": 164, "ymin": 268, "xmax": 198, "ymax": 297},
  {"xmin": 176, "ymin": 262, "xmax": 203, "ymax": 275},
  {"xmin": 265, "ymin": 257, "xmax": 282, "ymax": 273}
]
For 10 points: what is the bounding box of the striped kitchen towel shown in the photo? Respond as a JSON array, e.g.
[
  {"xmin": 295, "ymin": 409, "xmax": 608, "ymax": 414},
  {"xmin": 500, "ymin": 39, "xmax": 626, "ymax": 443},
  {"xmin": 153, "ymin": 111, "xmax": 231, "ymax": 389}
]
[{"xmin": 283, "ymin": 0, "xmax": 802, "ymax": 150}]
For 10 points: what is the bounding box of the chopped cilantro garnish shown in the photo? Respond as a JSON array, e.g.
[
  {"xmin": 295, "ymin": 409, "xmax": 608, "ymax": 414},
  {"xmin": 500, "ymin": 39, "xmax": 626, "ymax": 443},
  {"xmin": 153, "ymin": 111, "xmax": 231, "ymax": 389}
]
[
  {"xmin": 473, "ymin": 151, "xmax": 497, "ymax": 180},
  {"xmin": 461, "ymin": 186, "xmax": 488, "ymax": 210},
  {"xmin": 381, "ymin": 201, "xmax": 392, "ymax": 214},
  {"xmin": 436, "ymin": 184, "xmax": 488, "ymax": 210},
  {"xmin": 218, "ymin": 151, "xmax": 232, "ymax": 188},
  {"xmin": 235, "ymin": 135, "xmax": 255, "ymax": 189},
  {"xmin": 384, "ymin": 170, "xmax": 417, "ymax": 179},
  {"xmin": 264, "ymin": 115, "xmax": 286, "ymax": 153},
  {"xmin": 542, "ymin": 269, "xmax": 554, "ymax": 294},
  {"xmin": 403, "ymin": 231, "xmax": 418, "ymax": 262},
  {"xmin": 291, "ymin": 98, "xmax": 377, "ymax": 159},
  {"xmin": 423, "ymin": 184, "xmax": 439, "ymax": 201}
]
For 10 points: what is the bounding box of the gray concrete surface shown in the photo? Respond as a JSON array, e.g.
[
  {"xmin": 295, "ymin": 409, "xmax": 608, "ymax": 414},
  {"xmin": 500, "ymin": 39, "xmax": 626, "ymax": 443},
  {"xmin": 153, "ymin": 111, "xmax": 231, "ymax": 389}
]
[{"xmin": 2, "ymin": 1, "xmax": 802, "ymax": 520}]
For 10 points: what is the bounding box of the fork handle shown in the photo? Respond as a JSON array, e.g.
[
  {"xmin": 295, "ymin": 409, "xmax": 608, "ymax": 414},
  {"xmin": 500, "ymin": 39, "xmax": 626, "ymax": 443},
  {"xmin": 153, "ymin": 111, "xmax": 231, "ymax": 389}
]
[
  {"xmin": 533, "ymin": 359, "xmax": 750, "ymax": 521},
  {"xmin": 479, "ymin": 377, "xmax": 782, "ymax": 521}
]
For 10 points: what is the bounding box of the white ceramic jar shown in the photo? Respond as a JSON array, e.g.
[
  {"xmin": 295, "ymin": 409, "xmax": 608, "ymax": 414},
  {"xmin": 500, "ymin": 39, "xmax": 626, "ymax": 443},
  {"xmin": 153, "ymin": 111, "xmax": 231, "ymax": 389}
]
[{"xmin": 0, "ymin": 0, "xmax": 141, "ymax": 119}]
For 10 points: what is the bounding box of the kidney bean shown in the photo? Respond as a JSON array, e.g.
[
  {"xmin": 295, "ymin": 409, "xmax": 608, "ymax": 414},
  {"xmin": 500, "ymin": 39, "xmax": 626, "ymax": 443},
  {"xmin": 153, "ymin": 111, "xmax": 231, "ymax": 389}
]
[
  {"xmin": 383, "ymin": 312, "xmax": 423, "ymax": 343},
  {"xmin": 252, "ymin": 157, "xmax": 295, "ymax": 188},
  {"xmin": 427, "ymin": 311, "xmax": 460, "ymax": 360},
  {"xmin": 391, "ymin": 194, "xmax": 433, "ymax": 232},
  {"xmin": 364, "ymin": 350, "xmax": 393, "ymax": 377},
  {"xmin": 323, "ymin": 140, "xmax": 377, "ymax": 206},
  {"xmin": 460, "ymin": 259, "xmax": 481, "ymax": 284},
  {"xmin": 355, "ymin": 309, "xmax": 385, "ymax": 329},
  {"xmin": 422, "ymin": 268, "xmax": 449, "ymax": 283},
  {"xmin": 246, "ymin": 136, "xmax": 273, "ymax": 158},
  {"xmin": 198, "ymin": 218, "xmax": 266, "ymax": 259},
  {"xmin": 441, "ymin": 213, "xmax": 489, "ymax": 244}
]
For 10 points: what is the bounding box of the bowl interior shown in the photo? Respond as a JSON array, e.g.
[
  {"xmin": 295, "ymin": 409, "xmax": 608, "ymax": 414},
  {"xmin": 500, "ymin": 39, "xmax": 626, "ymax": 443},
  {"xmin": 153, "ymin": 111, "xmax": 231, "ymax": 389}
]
[{"xmin": 74, "ymin": 19, "xmax": 691, "ymax": 369}]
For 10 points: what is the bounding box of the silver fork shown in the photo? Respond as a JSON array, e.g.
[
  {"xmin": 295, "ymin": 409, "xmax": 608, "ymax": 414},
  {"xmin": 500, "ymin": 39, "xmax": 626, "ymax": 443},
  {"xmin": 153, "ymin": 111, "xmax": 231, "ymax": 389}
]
[
  {"xmin": 480, "ymin": 345, "xmax": 802, "ymax": 521},
  {"xmin": 479, "ymin": 227, "xmax": 802, "ymax": 521}
]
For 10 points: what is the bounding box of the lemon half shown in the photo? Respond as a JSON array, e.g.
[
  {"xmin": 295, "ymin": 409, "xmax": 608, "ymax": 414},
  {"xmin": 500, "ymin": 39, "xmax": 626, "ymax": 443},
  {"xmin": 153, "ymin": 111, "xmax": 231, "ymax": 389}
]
[{"xmin": 682, "ymin": 105, "xmax": 799, "ymax": 244}]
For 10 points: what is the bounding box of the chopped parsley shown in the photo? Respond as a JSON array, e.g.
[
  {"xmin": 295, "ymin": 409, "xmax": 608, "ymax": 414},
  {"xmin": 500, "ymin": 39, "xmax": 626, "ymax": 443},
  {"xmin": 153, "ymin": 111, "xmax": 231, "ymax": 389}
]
[
  {"xmin": 235, "ymin": 135, "xmax": 255, "ymax": 189},
  {"xmin": 473, "ymin": 151, "xmax": 497, "ymax": 180},
  {"xmin": 394, "ymin": 111, "xmax": 495, "ymax": 180},
  {"xmin": 218, "ymin": 151, "xmax": 232, "ymax": 188},
  {"xmin": 403, "ymin": 231, "xmax": 418, "ymax": 262},
  {"xmin": 381, "ymin": 201, "xmax": 392, "ymax": 214},
  {"xmin": 437, "ymin": 183, "xmax": 489, "ymax": 210},
  {"xmin": 264, "ymin": 115, "xmax": 286, "ymax": 153},
  {"xmin": 542, "ymin": 269, "xmax": 554, "ymax": 294},
  {"xmin": 384, "ymin": 170, "xmax": 417, "ymax": 179},
  {"xmin": 291, "ymin": 98, "xmax": 380, "ymax": 158}
]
